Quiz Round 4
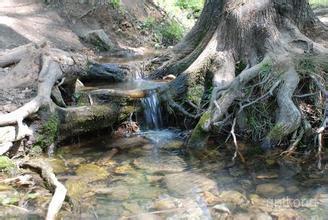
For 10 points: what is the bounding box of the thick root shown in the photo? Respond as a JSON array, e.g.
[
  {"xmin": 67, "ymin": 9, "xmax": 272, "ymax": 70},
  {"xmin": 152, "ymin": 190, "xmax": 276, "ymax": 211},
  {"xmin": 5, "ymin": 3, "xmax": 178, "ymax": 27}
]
[{"xmin": 262, "ymin": 67, "xmax": 301, "ymax": 150}]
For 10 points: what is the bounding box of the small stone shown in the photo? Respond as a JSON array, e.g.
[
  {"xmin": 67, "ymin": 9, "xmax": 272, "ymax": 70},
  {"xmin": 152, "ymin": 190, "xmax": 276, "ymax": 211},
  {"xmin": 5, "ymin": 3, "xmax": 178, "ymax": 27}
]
[
  {"xmin": 123, "ymin": 202, "xmax": 142, "ymax": 214},
  {"xmin": 110, "ymin": 185, "xmax": 130, "ymax": 201},
  {"xmin": 219, "ymin": 190, "xmax": 247, "ymax": 205},
  {"xmin": 153, "ymin": 198, "xmax": 176, "ymax": 210},
  {"xmin": 256, "ymin": 183, "xmax": 285, "ymax": 197},
  {"xmin": 202, "ymin": 191, "xmax": 220, "ymax": 205},
  {"xmin": 256, "ymin": 172, "xmax": 279, "ymax": 179},
  {"xmin": 286, "ymin": 185, "xmax": 300, "ymax": 194}
]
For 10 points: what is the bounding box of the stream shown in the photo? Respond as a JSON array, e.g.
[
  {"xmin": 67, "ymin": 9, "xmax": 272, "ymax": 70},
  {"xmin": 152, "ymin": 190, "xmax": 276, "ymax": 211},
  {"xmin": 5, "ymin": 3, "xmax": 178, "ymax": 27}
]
[
  {"xmin": 52, "ymin": 83, "xmax": 328, "ymax": 219},
  {"xmin": 1, "ymin": 60, "xmax": 327, "ymax": 219}
]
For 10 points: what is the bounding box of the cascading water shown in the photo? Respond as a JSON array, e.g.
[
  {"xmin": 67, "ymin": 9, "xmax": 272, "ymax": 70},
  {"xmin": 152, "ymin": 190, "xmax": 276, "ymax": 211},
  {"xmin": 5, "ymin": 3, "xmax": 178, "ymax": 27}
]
[{"xmin": 141, "ymin": 91, "xmax": 163, "ymax": 130}]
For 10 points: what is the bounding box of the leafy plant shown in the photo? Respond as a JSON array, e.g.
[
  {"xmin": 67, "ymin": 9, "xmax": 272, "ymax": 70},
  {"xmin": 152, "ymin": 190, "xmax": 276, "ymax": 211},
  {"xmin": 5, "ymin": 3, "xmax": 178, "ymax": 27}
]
[
  {"xmin": 109, "ymin": 0, "xmax": 120, "ymax": 8},
  {"xmin": 159, "ymin": 20, "xmax": 184, "ymax": 45}
]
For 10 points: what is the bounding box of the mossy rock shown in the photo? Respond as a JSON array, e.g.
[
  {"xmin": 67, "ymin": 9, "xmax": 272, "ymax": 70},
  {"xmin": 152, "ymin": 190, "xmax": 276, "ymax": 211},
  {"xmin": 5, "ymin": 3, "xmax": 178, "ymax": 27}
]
[{"xmin": 76, "ymin": 164, "xmax": 109, "ymax": 182}]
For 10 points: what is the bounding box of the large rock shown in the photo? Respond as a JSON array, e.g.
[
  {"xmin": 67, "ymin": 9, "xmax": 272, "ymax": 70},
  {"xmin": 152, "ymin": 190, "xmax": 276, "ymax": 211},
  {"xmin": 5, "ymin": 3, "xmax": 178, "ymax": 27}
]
[{"xmin": 82, "ymin": 29, "xmax": 115, "ymax": 51}]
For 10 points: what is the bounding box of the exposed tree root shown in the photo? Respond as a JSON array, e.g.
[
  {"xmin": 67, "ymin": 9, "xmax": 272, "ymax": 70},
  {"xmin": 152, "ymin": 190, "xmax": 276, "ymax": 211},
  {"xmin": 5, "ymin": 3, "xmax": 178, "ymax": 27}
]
[{"xmin": 20, "ymin": 160, "xmax": 67, "ymax": 220}]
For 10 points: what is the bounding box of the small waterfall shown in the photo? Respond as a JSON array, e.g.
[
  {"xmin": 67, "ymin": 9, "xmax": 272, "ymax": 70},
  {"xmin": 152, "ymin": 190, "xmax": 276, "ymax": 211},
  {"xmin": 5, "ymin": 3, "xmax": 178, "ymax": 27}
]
[{"xmin": 141, "ymin": 92, "xmax": 163, "ymax": 130}]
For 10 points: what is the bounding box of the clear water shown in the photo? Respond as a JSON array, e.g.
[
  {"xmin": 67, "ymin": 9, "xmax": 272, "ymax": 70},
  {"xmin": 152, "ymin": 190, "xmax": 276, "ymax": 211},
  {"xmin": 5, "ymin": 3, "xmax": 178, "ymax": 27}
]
[{"xmin": 51, "ymin": 131, "xmax": 328, "ymax": 220}]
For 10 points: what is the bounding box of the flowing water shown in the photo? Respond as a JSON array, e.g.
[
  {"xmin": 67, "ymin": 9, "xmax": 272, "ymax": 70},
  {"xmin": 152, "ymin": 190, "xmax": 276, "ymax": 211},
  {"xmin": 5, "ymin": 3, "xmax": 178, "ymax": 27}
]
[{"xmin": 141, "ymin": 92, "xmax": 163, "ymax": 130}]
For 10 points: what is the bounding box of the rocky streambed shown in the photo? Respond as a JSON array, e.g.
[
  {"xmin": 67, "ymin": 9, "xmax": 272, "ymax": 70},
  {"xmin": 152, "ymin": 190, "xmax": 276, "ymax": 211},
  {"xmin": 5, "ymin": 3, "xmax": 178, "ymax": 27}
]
[{"xmin": 1, "ymin": 129, "xmax": 327, "ymax": 219}]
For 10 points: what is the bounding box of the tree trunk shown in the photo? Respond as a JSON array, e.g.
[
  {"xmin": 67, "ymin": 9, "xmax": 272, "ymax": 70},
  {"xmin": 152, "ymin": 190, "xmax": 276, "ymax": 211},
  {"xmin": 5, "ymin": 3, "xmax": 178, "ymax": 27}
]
[{"xmin": 150, "ymin": 0, "xmax": 328, "ymax": 156}]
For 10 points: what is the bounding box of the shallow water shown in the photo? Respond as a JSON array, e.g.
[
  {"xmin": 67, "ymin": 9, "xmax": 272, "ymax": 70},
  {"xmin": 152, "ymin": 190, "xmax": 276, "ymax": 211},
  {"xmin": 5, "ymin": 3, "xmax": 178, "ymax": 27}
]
[{"xmin": 52, "ymin": 130, "xmax": 328, "ymax": 220}]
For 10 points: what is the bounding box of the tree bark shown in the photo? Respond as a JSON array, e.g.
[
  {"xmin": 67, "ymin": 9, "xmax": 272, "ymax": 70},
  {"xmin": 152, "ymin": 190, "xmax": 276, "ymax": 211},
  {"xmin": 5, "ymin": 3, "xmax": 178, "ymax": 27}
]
[{"xmin": 150, "ymin": 0, "xmax": 328, "ymax": 156}]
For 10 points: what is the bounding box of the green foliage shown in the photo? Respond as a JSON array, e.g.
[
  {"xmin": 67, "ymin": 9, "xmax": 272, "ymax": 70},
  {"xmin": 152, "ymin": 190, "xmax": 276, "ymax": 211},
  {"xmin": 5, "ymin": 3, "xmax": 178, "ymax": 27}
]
[
  {"xmin": 142, "ymin": 17, "xmax": 184, "ymax": 45},
  {"xmin": 175, "ymin": 0, "xmax": 204, "ymax": 16},
  {"xmin": 0, "ymin": 156, "xmax": 15, "ymax": 172},
  {"xmin": 310, "ymin": 0, "xmax": 328, "ymax": 8},
  {"xmin": 34, "ymin": 115, "xmax": 59, "ymax": 151},
  {"xmin": 109, "ymin": 0, "xmax": 120, "ymax": 8},
  {"xmin": 160, "ymin": 20, "xmax": 184, "ymax": 45}
]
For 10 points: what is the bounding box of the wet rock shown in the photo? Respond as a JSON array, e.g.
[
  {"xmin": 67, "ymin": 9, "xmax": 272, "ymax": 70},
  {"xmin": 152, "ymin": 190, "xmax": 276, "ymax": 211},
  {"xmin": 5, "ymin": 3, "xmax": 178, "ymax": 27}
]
[
  {"xmin": 218, "ymin": 190, "xmax": 248, "ymax": 205},
  {"xmin": 82, "ymin": 29, "xmax": 115, "ymax": 51},
  {"xmin": 47, "ymin": 158, "xmax": 67, "ymax": 174},
  {"xmin": 169, "ymin": 197, "xmax": 212, "ymax": 220},
  {"xmin": 202, "ymin": 191, "xmax": 220, "ymax": 205},
  {"xmin": 109, "ymin": 185, "xmax": 130, "ymax": 201},
  {"xmin": 65, "ymin": 178, "xmax": 89, "ymax": 200},
  {"xmin": 67, "ymin": 157, "xmax": 86, "ymax": 166},
  {"xmin": 161, "ymin": 140, "xmax": 184, "ymax": 150},
  {"xmin": 164, "ymin": 172, "xmax": 219, "ymax": 196},
  {"xmin": 153, "ymin": 196, "xmax": 177, "ymax": 210},
  {"xmin": 108, "ymin": 136, "xmax": 150, "ymax": 150},
  {"xmin": 123, "ymin": 202, "xmax": 143, "ymax": 214},
  {"xmin": 286, "ymin": 185, "xmax": 300, "ymax": 194},
  {"xmin": 229, "ymin": 167, "xmax": 246, "ymax": 177},
  {"xmin": 256, "ymin": 183, "xmax": 285, "ymax": 197},
  {"xmin": 146, "ymin": 175, "xmax": 164, "ymax": 183},
  {"xmin": 271, "ymin": 208, "xmax": 302, "ymax": 220},
  {"xmin": 255, "ymin": 171, "xmax": 279, "ymax": 179},
  {"xmin": 114, "ymin": 164, "xmax": 134, "ymax": 174},
  {"xmin": 76, "ymin": 164, "xmax": 109, "ymax": 182},
  {"xmin": 133, "ymin": 156, "xmax": 186, "ymax": 174},
  {"xmin": 129, "ymin": 185, "xmax": 162, "ymax": 199}
]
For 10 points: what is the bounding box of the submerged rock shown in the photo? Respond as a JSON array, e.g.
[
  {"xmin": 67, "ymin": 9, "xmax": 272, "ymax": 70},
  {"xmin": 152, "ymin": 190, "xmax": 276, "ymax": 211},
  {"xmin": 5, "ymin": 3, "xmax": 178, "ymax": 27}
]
[
  {"xmin": 76, "ymin": 164, "xmax": 109, "ymax": 182},
  {"xmin": 218, "ymin": 190, "xmax": 248, "ymax": 205},
  {"xmin": 133, "ymin": 156, "xmax": 186, "ymax": 174},
  {"xmin": 47, "ymin": 158, "xmax": 68, "ymax": 174},
  {"xmin": 256, "ymin": 183, "xmax": 285, "ymax": 197},
  {"xmin": 164, "ymin": 172, "xmax": 219, "ymax": 196},
  {"xmin": 65, "ymin": 178, "xmax": 89, "ymax": 200}
]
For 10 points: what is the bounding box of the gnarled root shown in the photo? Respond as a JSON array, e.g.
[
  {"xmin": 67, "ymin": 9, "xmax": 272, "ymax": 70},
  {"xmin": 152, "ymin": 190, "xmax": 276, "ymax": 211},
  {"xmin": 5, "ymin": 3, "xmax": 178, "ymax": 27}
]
[
  {"xmin": 262, "ymin": 66, "xmax": 301, "ymax": 150},
  {"xmin": 20, "ymin": 160, "xmax": 67, "ymax": 220}
]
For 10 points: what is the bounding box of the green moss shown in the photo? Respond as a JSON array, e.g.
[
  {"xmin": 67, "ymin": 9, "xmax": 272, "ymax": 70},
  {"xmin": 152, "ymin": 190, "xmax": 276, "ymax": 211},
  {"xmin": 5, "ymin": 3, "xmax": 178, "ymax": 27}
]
[
  {"xmin": 187, "ymin": 85, "xmax": 204, "ymax": 105},
  {"xmin": 267, "ymin": 123, "xmax": 285, "ymax": 141},
  {"xmin": 34, "ymin": 114, "xmax": 59, "ymax": 150},
  {"xmin": 188, "ymin": 111, "xmax": 211, "ymax": 152}
]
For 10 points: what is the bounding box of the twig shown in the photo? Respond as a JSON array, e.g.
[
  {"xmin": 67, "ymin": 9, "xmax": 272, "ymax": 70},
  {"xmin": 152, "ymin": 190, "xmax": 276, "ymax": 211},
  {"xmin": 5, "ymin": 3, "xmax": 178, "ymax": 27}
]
[{"xmin": 230, "ymin": 118, "xmax": 245, "ymax": 163}]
